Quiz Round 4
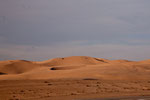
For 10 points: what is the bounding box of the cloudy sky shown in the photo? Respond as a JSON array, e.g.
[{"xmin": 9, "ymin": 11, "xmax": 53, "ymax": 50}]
[{"xmin": 0, "ymin": 0, "xmax": 150, "ymax": 61}]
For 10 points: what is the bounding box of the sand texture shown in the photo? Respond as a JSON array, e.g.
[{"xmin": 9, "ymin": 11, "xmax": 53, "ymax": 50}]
[{"xmin": 0, "ymin": 56, "xmax": 150, "ymax": 100}]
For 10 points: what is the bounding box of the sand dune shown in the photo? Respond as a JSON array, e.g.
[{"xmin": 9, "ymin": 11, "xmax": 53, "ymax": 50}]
[
  {"xmin": 0, "ymin": 60, "xmax": 43, "ymax": 74},
  {"xmin": 37, "ymin": 56, "xmax": 108, "ymax": 66},
  {"xmin": 110, "ymin": 59, "xmax": 133, "ymax": 63},
  {"xmin": 138, "ymin": 59, "xmax": 150, "ymax": 64},
  {"xmin": 0, "ymin": 56, "xmax": 150, "ymax": 80},
  {"xmin": 1, "ymin": 56, "xmax": 150, "ymax": 100}
]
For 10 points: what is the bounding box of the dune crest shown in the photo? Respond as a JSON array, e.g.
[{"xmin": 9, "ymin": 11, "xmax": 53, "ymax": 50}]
[{"xmin": 38, "ymin": 56, "xmax": 108, "ymax": 66}]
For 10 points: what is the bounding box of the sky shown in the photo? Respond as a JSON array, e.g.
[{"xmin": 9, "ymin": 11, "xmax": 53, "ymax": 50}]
[{"xmin": 0, "ymin": 0, "xmax": 150, "ymax": 61}]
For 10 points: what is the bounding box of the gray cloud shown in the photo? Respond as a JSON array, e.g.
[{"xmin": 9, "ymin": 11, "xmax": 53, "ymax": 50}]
[{"xmin": 0, "ymin": 0, "xmax": 150, "ymax": 60}]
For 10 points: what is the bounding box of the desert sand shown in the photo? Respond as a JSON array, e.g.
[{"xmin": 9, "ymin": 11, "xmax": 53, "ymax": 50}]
[{"xmin": 0, "ymin": 56, "xmax": 150, "ymax": 100}]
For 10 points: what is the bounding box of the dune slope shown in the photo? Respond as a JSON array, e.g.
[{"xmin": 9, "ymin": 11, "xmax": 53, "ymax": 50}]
[
  {"xmin": 0, "ymin": 60, "xmax": 43, "ymax": 74},
  {"xmin": 0, "ymin": 56, "xmax": 150, "ymax": 80},
  {"xmin": 37, "ymin": 56, "xmax": 108, "ymax": 66}
]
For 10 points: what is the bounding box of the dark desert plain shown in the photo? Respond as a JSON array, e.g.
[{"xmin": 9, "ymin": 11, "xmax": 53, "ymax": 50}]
[{"xmin": 0, "ymin": 56, "xmax": 150, "ymax": 100}]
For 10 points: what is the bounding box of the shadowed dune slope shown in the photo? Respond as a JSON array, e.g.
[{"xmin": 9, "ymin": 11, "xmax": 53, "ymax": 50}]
[{"xmin": 0, "ymin": 60, "xmax": 43, "ymax": 74}]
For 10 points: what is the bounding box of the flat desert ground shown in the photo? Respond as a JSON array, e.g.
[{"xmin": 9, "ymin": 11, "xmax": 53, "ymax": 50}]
[{"xmin": 0, "ymin": 56, "xmax": 150, "ymax": 100}]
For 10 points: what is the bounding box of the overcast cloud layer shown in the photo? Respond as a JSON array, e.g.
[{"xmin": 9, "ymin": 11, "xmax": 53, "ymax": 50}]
[{"xmin": 0, "ymin": 0, "xmax": 150, "ymax": 61}]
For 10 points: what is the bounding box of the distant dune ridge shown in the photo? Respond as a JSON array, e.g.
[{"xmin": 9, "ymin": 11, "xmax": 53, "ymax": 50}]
[{"xmin": 0, "ymin": 56, "xmax": 150, "ymax": 80}]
